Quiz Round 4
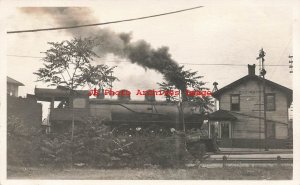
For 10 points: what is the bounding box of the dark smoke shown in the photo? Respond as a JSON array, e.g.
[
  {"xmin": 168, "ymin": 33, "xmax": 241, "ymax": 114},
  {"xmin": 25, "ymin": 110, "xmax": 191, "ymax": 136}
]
[
  {"xmin": 126, "ymin": 40, "xmax": 178, "ymax": 73},
  {"xmin": 20, "ymin": 7, "xmax": 179, "ymax": 76}
]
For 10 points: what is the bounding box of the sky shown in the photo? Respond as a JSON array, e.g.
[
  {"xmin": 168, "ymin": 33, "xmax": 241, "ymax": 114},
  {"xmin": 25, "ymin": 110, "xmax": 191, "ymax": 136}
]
[{"xmin": 4, "ymin": 1, "xmax": 294, "ymax": 103}]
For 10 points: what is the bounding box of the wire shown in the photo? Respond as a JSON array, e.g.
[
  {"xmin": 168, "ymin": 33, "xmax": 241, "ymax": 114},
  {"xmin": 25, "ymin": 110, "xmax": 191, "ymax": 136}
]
[
  {"xmin": 7, "ymin": 6, "xmax": 204, "ymax": 34},
  {"xmin": 7, "ymin": 54, "xmax": 43, "ymax": 59},
  {"xmin": 179, "ymin": 63, "xmax": 289, "ymax": 66},
  {"xmin": 6, "ymin": 55, "xmax": 290, "ymax": 67}
]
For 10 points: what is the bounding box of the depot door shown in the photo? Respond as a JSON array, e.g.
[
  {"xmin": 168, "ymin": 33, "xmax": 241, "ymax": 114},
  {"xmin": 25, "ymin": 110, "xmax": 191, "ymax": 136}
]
[{"xmin": 219, "ymin": 121, "xmax": 232, "ymax": 147}]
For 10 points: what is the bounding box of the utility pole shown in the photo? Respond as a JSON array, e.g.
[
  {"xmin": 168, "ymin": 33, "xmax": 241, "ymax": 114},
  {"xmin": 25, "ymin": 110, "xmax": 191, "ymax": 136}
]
[
  {"xmin": 179, "ymin": 89, "xmax": 186, "ymax": 133},
  {"xmin": 212, "ymin": 82, "xmax": 219, "ymax": 112},
  {"xmin": 70, "ymin": 87, "xmax": 75, "ymax": 142},
  {"xmin": 256, "ymin": 48, "xmax": 268, "ymax": 151},
  {"xmin": 258, "ymin": 78, "xmax": 262, "ymax": 151},
  {"xmin": 110, "ymin": 71, "xmax": 113, "ymax": 99},
  {"xmin": 210, "ymin": 82, "xmax": 219, "ymax": 140},
  {"xmin": 70, "ymin": 88, "xmax": 75, "ymax": 169}
]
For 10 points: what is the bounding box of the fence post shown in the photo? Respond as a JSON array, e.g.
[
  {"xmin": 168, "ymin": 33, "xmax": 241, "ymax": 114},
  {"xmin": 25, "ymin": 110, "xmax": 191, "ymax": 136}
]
[
  {"xmin": 222, "ymin": 155, "xmax": 227, "ymax": 168},
  {"xmin": 277, "ymin": 156, "xmax": 281, "ymax": 167}
]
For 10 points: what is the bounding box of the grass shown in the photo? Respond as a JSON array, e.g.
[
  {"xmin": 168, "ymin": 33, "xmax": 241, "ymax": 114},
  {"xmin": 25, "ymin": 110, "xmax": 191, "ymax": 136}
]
[{"xmin": 7, "ymin": 165, "xmax": 292, "ymax": 180}]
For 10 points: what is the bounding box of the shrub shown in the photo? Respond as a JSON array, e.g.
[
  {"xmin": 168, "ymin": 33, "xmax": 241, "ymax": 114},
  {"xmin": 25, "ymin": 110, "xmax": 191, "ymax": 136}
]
[
  {"xmin": 38, "ymin": 118, "xmax": 194, "ymax": 168},
  {"xmin": 8, "ymin": 115, "xmax": 194, "ymax": 169},
  {"xmin": 7, "ymin": 115, "xmax": 42, "ymax": 166},
  {"xmin": 71, "ymin": 118, "xmax": 191, "ymax": 168},
  {"xmin": 39, "ymin": 133, "xmax": 72, "ymax": 169}
]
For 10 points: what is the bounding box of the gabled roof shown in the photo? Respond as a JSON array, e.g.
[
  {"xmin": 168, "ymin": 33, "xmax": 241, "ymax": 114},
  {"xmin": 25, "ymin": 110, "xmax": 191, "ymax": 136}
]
[
  {"xmin": 7, "ymin": 76, "xmax": 24, "ymax": 86},
  {"xmin": 208, "ymin": 109, "xmax": 237, "ymax": 121},
  {"xmin": 212, "ymin": 74, "xmax": 293, "ymax": 106}
]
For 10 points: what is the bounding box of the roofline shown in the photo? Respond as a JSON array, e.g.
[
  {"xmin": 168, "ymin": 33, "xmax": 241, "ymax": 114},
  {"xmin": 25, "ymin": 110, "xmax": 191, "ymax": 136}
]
[
  {"xmin": 7, "ymin": 76, "xmax": 24, "ymax": 86},
  {"xmin": 212, "ymin": 74, "xmax": 292, "ymax": 103},
  {"xmin": 208, "ymin": 109, "xmax": 237, "ymax": 121}
]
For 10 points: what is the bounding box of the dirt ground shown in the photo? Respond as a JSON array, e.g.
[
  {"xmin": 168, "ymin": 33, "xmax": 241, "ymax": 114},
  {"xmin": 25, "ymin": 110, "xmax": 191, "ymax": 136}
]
[{"xmin": 7, "ymin": 166, "xmax": 292, "ymax": 180}]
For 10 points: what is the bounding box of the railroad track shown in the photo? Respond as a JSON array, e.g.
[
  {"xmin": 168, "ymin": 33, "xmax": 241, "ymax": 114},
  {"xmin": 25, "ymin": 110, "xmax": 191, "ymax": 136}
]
[
  {"xmin": 203, "ymin": 153, "xmax": 293, "ymax": 165},
  {"xmin": 204, "ymin": 158, "xmax": 293, "ymax": 164}
]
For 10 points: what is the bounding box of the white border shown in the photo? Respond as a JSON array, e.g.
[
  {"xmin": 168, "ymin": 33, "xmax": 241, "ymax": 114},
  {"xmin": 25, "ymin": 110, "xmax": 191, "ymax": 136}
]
[{"xmin": 1, "ymin": 0, "xmax": 299, "ymax": 184}]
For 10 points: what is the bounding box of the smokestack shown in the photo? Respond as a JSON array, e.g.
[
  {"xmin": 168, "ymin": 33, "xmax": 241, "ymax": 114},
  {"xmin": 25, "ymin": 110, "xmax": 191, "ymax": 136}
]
[{"xmin": 248, "ymin": 64, "xmax": 256, "ymax": 76}]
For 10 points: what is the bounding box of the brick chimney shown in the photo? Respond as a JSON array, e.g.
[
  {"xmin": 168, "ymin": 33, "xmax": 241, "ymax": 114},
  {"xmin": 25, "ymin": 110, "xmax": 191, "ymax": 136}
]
[{"xmin": 248, "ymin": 64, "xmax": 256, "ymax": 76}]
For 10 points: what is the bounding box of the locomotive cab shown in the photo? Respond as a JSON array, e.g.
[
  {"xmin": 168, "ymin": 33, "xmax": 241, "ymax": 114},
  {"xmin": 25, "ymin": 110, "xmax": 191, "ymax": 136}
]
[{"xmin": 35, "ymin": 86, "xmax": 90, "ymax": 133}]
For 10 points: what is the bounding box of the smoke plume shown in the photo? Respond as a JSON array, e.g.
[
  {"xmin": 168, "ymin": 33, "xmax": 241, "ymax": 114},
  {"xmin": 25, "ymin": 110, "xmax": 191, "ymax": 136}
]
[{"xmin": 20, "ymin": 7, "xmax": 179, "ymax": 75}]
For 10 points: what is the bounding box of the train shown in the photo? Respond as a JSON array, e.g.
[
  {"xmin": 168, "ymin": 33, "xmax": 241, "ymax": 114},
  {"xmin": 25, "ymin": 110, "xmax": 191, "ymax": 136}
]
[{"xmin": 35, "ymin": 87, "xmax": 218, "ymax": 154}]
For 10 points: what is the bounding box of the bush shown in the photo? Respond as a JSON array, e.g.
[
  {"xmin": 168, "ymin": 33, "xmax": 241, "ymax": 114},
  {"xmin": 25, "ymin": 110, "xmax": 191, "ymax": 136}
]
[
  {"xmin": 8, "ymin": 115, "xmax": 194, "ymax": 169},
  {"xmin": 7, "ymin": 115, "xmax": 42, "ymax": 166},
  {"xmin": 39, "ymin": 133, "xmax": 72, "ymax": 169},
  {"xmin": 38, "ymin": 118, "xmax": 192, "ymax": 168},
  {"xmin": 91, "ymin": 135, "xmax": 189, "ymax": 168},
  {"xmin": 141, "ymin": 135, "xmax": 188, "ymax": 168}
]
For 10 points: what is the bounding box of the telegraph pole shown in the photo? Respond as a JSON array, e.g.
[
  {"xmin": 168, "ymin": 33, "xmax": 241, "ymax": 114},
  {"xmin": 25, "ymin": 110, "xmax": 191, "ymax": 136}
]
[
  {"xmin": 212, "ymin": 82, "xmax": 219, "ymax": 112},
  {"xmin": 179, "ymin": 89, "xmax": 186, "ymax": 133},
  {"xmin": 256, "ymin": 48, "xmax": 268, "ymax": 151}
]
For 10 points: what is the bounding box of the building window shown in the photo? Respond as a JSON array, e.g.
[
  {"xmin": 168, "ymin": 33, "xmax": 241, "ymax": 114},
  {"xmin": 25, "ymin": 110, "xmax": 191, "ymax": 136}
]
[
  {"xmin": 230, "ymin": 94, "xmax": 240, "ymax": 111},
  {"xmin": 265, "ymin": 94, "xmax": 275, "ymax": 111}
]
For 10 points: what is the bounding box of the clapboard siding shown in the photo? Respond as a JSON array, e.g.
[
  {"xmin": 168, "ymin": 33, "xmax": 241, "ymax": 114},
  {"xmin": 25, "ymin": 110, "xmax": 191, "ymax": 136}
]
[
  {"xmin": 276, "ymin": 124, "xmax": 288, "ymax": 139},
  {"xmin": 219, "ymin": 79, "xmax": 289, "ymax": 139}
]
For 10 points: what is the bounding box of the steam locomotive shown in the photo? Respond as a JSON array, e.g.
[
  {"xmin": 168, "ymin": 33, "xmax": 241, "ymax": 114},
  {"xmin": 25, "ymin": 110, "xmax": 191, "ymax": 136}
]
[{"xmin": 35, "ymin": 87, "xmax": 217, "ymax": 153}]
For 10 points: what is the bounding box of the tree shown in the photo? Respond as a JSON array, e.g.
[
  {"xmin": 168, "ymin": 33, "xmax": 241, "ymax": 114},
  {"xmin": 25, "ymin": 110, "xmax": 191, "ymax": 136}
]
[
  {"xmin": 34, "ymin": 37, "xmax": 119, "ymax": 147},
  {"xmin": 158, "ymin": 66, "xmax": 213, "ymax": 156},
  {"xmin": 158, "ymin": 65, "xmax": 213, "ymax": 112},
  {"xmin": 79, "ymin": 64, "xmax": 118, "ymax": 90},
  {"xmin": 34, "ymin": 37, "xmax": 117, "ymax": 90}
]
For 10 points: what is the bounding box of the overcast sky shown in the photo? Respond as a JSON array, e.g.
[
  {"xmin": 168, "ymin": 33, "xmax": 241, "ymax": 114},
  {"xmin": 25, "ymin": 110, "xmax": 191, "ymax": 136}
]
[{"xmin": 5, "ymin": 0, "xmax": 294, "ymax": 102}]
